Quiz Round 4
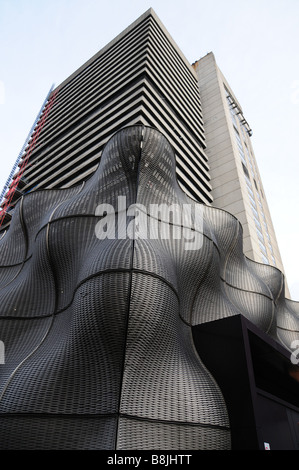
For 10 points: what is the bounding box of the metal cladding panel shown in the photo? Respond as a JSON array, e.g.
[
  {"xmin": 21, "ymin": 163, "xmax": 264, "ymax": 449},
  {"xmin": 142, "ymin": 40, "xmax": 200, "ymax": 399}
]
[
  {"xmin": 0, "ymin": 126, "xmax": 298, "ymax": 450},
  {"xmin": 0, "ymin": 415, "xmax": 117, "ymax": 450}
]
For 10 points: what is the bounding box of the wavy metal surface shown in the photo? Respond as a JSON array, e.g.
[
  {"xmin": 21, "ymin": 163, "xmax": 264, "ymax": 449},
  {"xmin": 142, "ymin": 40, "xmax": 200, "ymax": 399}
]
[{"xmin": 0, "ymin": 126, "xmax": 298, "ymax": 450}]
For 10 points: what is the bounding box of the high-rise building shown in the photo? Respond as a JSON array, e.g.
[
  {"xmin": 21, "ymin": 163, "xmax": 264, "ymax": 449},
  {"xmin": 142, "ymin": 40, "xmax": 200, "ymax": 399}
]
[
  {"xmin": 1, "ymin": 9, "xmax": 299, "ymax": 452},
  {"xmin": 0, "ymin": 11, "xmax": 288, "ymax": 297},
  {"xmin": 193, "ymin": 53, "xmax": 289, "ymax": 295},
  {"xmin": 0, "ymin": 7, "xmax": 212, "ymax": 232}
]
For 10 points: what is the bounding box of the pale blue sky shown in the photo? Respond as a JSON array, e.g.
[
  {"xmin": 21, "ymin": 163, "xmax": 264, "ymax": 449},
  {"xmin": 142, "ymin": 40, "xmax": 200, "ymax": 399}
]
[{"xmin": 1, "ymin": 0, "xmax": 299, "ymax": 298}]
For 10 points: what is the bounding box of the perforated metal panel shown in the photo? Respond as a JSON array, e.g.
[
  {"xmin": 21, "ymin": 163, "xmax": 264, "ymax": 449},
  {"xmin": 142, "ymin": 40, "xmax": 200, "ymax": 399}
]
[{"xmin": 0, "ymin": 126, "xmax": 298, "ymax": 450}]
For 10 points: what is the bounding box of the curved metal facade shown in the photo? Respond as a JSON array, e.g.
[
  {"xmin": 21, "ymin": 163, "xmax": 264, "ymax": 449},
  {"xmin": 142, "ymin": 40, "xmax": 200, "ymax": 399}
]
[{"xmin": 0, "ymin": 126, "xmax": 298, "ymax": 450}]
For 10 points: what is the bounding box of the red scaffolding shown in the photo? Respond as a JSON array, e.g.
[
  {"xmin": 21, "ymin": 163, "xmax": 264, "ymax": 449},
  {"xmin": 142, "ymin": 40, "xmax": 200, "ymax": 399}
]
[{"xmin": 0, "ymin": 87, "xmax": 58, "ymax": 230}]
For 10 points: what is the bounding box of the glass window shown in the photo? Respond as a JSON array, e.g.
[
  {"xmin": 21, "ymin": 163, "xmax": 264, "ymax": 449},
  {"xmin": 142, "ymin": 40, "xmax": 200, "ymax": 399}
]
[
  {"xmin": 256, "ymin": 227, "xmax": 265, "ymax": 242},
  {"xmin": 251, "ymin": 205, "xmax": 259, "ymax": 219},
  {"xmin": 254, "ymin": 217, "xmax": 262, "ymax": 231},
  {"xmin": 247, "ymin": 186, "xmax": 254, "ymax": 200},
  {"xmin": 248, "ymin": 192, "xmax": 257, "ymax": 208},
  {"xmin": 242, "ymin": 162, "xmax": 250, "ymax": 178},
  {"xmin": 261, "ymin": 253, "xmax": 269, "ymax": 264},
  {"xmin": 259, "ymin": 240, "xmax": 267, "ymax": 254}
]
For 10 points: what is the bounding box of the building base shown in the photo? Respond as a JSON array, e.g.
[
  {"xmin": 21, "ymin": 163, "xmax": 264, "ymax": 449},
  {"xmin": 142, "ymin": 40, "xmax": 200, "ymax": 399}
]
[{"xmin": 192, "ymin": 314, "xmax": 299, "ymax": 450}]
